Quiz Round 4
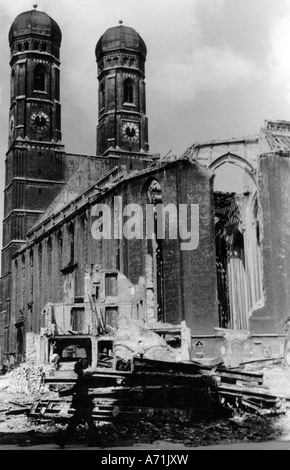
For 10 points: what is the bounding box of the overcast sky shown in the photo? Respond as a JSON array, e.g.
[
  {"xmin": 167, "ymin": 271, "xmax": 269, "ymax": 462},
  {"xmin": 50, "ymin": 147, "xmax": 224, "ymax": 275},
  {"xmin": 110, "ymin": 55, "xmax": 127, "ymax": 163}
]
[{"xmin": 1, "ymin": 0, "xmax": 290, "ymax": 253}]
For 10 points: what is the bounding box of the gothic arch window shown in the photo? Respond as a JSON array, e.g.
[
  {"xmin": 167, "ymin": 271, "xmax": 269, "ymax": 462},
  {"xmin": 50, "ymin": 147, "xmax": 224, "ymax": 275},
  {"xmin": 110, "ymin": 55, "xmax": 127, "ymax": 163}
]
[
  {"xmin": 11, "ymin": 69, "xmax": 15, "ymax": 98},
  {"xmin": 33, "ymin": 64, "xmax": 46, "ymax": 91},
  {"xmin": 33, "ymin": 41, "xmax": 39, "ymax": 50},
  {"xmin": 16, "ymin": 327, "xmax": 23, "ymax": 359},
  {"xmin": 143, "ymin": 179, "xmax": 164, "ymax": 322},
  {"xmin": 124, "ymin": 78, "xmax": 134, "ymax": 103},
  {"xmin": 100, "ymin": 82, "xmax": 105, "ymax": 109},
  {"xmin": 38, "ymin": 243, "xmax": 42, "ymax": 268},
  {"xmin": 17, "ymin": 43, "xmax": 22, "ymax": 52},
  {"xmin": 29, "ymin": 249, "xmax": 34, "ymax": 268},
  {"xmin": 47, "ymin": 237, "xmax": 52, "ymax": 280},
  {"xmin": 68, "ymin": 222, "xmax": 75, "ymax": 264},
  {"xmin": 24, "ymin": 41, "xmax": 29, "ymax": 51},
  {"xmin": 57, "ymin": 230, "xmax": 63, "ymax": 270}
]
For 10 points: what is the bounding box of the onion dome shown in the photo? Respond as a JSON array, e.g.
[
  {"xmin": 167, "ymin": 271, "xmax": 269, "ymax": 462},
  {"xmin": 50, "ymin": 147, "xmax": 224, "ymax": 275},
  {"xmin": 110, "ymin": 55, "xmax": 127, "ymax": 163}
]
[
  {"xmin": 96, "ymin": 22, "xmax": 146, "ymax": 60},
  {"xmin": 9, "ymin": 8, "xmax": 62, "ymax": 46}
]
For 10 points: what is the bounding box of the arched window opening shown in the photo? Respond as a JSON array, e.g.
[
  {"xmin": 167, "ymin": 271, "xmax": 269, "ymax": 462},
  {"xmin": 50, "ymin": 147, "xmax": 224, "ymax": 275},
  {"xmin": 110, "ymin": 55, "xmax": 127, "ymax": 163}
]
[
  {"xmin": 29, "ymin": 249, "xmax": 34, "ymax": 268},
  {"xmin": 33, "ymin": 41, "xmax": 39, "ymax": 50},
  {"xmin": 41, "ymin": 43, "xmax": 47, "ymax": 52},
  {"xmin": 100, "ymin": 82, "xmax": 105, "ymax": 109},
  {"xmin": 33, "ymin": 64, "xmax": 46, "ymax": 91},
  {"xmin": 17, "ymin": 43, "xmax": 22, "ymax": 52},
  {"xmin": 47, "ymin": 237, "xmax": 52, "ymax": 281},
  {"xmin": 24, "ymin": 41, "xmax": 29, "ymax": 51},
  {"xmin": 58, "ymin": 230, "xmax": 63, "ymax": 253},
  {"xmin": 11, "ymin": 70, "xmax": 15, "ymax": 98},
  {"xmin": 144, "ymin": 179, "xmax": 164, "ymax": 323},
  {"xmin": 16, "ymin": 327, "xmax": 23, "ymax": 360},
  {"xmin": 39, "ymin": 244, "xmax": 42, "ymax": 266},
  {"xmin": 68, "ymin": 223, "xmax": 75, "ymax": 264},
  {"xmin": 124, "ymin": 78, "xmax": 134, "ymax": 103}
]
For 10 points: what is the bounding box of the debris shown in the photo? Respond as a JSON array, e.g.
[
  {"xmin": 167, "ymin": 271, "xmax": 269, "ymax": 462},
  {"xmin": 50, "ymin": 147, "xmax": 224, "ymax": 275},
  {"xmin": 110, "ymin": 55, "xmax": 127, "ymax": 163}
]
[
  {"xmin": 113, "ymin": 317, "xmax": 177, "ymax": 362},
  {"xmin": 36, "ymin": 356, "xmax": 287, "ymax": 424},
  {"xmin": 6, "ymin": 407, "xmax": 31, "ymax": 416},
  {"xmin": 8, "ymin": 363, "xmax": 54, "ymax": 395}
]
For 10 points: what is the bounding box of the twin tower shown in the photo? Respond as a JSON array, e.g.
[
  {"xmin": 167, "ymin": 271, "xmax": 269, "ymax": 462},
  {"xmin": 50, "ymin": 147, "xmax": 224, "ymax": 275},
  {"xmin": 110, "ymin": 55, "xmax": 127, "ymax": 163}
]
[{"xmin": 2, "ymin": 8, "xmax": 149, "ymax": 277}]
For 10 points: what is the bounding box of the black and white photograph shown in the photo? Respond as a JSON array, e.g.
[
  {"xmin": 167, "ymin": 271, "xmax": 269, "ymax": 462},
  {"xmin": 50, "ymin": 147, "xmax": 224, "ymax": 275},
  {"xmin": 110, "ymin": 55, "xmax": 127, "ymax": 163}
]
[{"xmin": 1, "ymin": 0, "xmax": 290, "ymax": 456}]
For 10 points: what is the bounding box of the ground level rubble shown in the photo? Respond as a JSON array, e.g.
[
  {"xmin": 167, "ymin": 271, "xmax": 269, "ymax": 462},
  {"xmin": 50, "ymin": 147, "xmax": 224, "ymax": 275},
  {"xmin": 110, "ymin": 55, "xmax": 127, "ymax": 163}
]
[{"xmin": 0, "ymin": 362, "xmax": 290, "ymax": 448}]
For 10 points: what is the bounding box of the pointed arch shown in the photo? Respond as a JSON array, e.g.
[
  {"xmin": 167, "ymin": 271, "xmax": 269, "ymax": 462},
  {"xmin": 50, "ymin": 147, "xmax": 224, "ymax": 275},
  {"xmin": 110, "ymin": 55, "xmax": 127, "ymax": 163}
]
[
  {"xmin": 68, "ymin": 222, "xmax": 75, "ymax": 264},
  {"xmin": 33, "ymin": 64, "xmax": 46, "ymax": 91},
  {"xmin": 123, "ymin": 78, "xmax": 134, "ymax": 103}
]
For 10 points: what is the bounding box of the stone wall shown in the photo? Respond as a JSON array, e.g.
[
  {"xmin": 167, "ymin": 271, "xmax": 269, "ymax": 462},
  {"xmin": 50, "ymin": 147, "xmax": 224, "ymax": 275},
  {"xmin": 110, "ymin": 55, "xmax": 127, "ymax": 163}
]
[{"xmin": 250, "ymin": 151, "xmax": 290, "ymax": 334}]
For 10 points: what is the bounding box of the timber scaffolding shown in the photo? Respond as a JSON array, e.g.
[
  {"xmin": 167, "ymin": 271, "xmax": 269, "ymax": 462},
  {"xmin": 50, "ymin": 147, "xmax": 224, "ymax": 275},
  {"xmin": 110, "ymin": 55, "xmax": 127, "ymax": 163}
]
[{"xmin": 28, "ymin": 357, "xmax": 286, "ymax": 423}]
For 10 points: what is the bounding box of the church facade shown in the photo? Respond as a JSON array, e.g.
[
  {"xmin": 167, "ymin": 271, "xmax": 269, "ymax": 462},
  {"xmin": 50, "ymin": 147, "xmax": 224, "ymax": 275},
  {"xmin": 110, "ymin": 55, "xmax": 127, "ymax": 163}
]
[{"xmin": 1, "ymin": 8, "xmax": 290, "ymax": 368}]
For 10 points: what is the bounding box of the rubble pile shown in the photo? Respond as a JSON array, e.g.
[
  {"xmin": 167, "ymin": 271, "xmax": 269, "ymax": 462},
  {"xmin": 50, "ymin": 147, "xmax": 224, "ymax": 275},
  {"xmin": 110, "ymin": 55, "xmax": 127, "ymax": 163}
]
[
  {"xmin": 8, "ymin": 364, "xmax": 54, "ymax": 395},
  {"xmin": 113, "ymin": 317, "xmax": 177, "ymax": 362}
]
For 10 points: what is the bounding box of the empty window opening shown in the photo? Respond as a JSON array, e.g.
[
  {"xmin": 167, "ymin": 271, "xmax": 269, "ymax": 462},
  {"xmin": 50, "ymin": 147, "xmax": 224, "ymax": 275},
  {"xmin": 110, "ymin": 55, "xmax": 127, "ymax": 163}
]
[
  {"xmin": 33, "ymin": 64, "xmax": 46, "ymax": 91},
  {"xmin": 124, "ymin": 78, "xmax": 134, "ymax": 103},
  {"xmin": 105, "ymin": 273, "xmax": 118, "ymax": 296},
  {"xmin": 100, "ymin": 82, "xmax": 105, "ymax": 109},
  {"xmin": 71, "ymin": 307, "xmax": 85, "ymax": 332},
  {"xmin": 105, "ymin": 306, "xmax": 118, "ymax": 328},
  {"xmin": 68, "ymin": 222, "xmax": 75, "ymax": 263}
]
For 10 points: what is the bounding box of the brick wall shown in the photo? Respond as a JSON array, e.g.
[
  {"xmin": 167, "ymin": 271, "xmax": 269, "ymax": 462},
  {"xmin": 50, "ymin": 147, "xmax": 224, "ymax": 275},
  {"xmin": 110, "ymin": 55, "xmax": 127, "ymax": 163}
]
[{"xmin": 250, "ymin": 152, "xmax": 290, "ymax": 334}]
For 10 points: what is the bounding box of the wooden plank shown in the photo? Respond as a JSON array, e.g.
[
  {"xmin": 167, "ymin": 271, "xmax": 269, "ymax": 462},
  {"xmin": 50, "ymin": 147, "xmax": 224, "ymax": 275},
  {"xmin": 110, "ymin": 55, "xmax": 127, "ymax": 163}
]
[
  {"xmin": 240, "ymin": 357, "xmax": 282, "ymax": 366},
  {"xmin": 132, "ymin": 357, "xmax": 213, "ymax": 373},
  {"xmin": 216, "ymin": 382, "xmax": 273, "ymax": 397},
  {"xmin": 216, "ymin": 367, "xmax": 264, "ymax": 379},
  {"xmin": 216, "ymin": 388, "xmax": 279, "ymax": 404},
  {"xmin": 6, "ymin": 407, "xmax": 30, "ymax": 415},
  {"xmin": 215, "ymin": 371, "xmax": 263, "ymax": 385},
  {"xmin": 8, "ymin": 401, "xmax": 31, "ymax": 408}
]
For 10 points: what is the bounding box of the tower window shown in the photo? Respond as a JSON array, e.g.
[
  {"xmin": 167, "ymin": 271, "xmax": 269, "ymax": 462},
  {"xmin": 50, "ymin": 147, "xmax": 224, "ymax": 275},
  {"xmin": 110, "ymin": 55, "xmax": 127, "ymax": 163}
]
[
  {"xmin": 124, "ymin": 78, "xmax": 134, "ymax": 103},
  {"xmin": 34, "ymin": 41, "xmax": 39, "ymax": 50},
  {"xmin": 17, "ymin": 43, "xmax": 22, "ymax": 52},
  {"xmin": 24, "ymin": 41, "xmax": 29, "ymax": 51},
  {"xmin": 11, "ymin": 70, "xmax": 15, "ymax": 98},
  {"xmin": 100, "ymin": 82, "xmax": 105, "ymax": 109},
  {"xmin": 41, "ymin": 43, "xmax": 47, "ymax": 52},
  {"xmin": 33, "ymin": 64, "xmax": 46, "ymax": 91}
]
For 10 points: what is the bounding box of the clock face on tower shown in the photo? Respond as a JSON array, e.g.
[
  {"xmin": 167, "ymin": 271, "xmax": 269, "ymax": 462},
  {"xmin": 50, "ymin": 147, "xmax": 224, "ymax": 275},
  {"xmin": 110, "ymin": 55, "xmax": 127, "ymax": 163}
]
[
  {"xmin": 122, "ymin": 122, "xmax": 139, "ymax": 142},
  {"xmin": 31, "ymin": 111, "xmax": 50, "ymax": 132}
]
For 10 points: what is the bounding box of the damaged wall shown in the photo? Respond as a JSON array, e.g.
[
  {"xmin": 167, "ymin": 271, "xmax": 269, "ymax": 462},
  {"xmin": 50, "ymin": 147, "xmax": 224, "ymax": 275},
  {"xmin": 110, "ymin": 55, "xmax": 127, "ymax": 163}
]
[
  {"xmin": 7, "ymin": 158, "xmax": 219, "ymax": 362},
  {"xmin": 250, "ymin": 151, "xmax": 290, "ymax": 334}
]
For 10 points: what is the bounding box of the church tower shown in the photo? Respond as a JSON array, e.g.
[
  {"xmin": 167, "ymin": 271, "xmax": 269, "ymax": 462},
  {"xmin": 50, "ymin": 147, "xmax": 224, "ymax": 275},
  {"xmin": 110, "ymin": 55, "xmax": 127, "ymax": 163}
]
[
  {"xmin": 2, "ymin": 7, "xmax": 65, "ymax": 277},
  {"xmin": 95, "ymin": 22, "xmax": 149, "ymax": 157}
]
